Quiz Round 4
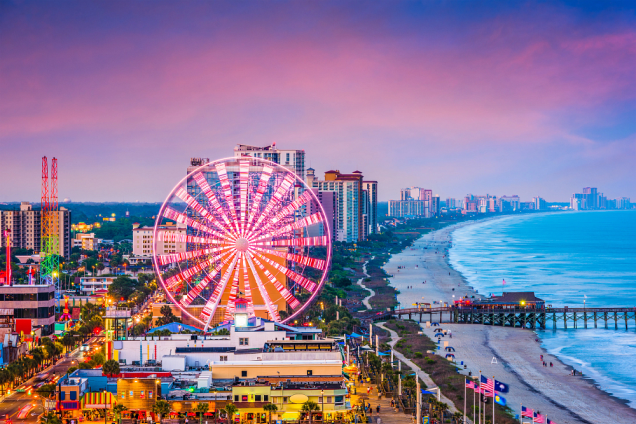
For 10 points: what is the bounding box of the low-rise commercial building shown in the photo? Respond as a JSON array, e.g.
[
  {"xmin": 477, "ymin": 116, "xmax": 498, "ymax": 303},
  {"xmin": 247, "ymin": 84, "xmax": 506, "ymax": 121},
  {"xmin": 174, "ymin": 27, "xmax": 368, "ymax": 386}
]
[{"xmin": 0, "ymin": 284, "xmax": 56, "ymax": 334}]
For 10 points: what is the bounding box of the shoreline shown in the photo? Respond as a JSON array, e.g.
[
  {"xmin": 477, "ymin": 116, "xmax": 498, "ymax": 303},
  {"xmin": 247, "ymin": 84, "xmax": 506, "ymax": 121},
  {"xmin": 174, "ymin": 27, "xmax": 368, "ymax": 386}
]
[{"xmin": 382, "ymin": 217, "xmax": 636, "ymax": 424}]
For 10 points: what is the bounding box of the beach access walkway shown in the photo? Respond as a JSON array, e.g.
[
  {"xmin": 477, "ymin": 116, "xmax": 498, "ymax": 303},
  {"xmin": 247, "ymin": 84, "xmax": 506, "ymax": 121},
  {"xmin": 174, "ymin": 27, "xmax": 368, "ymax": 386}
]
[
  {"xmin": 350, "ymin": 376, "xmax": 415, "ymax": 424},
  {"xmin": 356, "ymin": 257, "xmax": 375, "ymax": 310},
  {"xmin": 375, "ymin": 322, "xmax": 471, "ymax": 423}
]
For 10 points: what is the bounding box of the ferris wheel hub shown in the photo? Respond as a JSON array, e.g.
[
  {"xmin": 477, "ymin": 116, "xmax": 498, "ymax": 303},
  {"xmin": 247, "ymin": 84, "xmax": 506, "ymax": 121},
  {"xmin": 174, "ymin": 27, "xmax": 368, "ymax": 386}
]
[{"xmin": 235, "ymin": 237, "xmax": 249, "ymax": 252}]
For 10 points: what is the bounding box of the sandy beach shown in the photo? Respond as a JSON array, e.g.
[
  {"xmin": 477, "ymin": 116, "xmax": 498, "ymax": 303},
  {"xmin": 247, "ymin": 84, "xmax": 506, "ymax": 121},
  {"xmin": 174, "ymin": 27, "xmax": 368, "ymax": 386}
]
[{"xmin": 383, "ymin": 220, "xmax": 636, "ymax": 424}]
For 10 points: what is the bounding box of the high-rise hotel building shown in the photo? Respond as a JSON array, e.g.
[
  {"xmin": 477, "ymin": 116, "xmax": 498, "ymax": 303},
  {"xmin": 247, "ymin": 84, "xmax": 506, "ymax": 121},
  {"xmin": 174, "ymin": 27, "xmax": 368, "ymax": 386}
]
[
  {"xmin": 0, "ymin": 202, "xmax": 71, "ymax": 258},
  {"xmin": 307, "ymin": 169, "xmax": 377, "ymax": 242}
]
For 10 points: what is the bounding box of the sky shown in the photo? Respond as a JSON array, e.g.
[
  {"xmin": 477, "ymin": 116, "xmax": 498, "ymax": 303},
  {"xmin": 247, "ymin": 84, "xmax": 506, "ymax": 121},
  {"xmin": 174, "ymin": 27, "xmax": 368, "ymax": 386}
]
[{"xmin": 1, "ymin": 0, "xmax": 635, "ymax": 203}]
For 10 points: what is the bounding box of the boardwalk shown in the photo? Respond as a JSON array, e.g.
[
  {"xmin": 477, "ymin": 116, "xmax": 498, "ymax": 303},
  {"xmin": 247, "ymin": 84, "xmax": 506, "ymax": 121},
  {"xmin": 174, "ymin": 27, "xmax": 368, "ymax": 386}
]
[{"xmin": 365, "ymin": 306, "xmax": 636, "ymax": 330}]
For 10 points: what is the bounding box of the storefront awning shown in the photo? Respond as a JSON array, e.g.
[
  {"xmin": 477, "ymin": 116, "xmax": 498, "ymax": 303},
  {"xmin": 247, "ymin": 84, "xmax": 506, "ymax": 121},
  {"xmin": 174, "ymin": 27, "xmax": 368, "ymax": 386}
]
[
  {"xmin": 281, "ymin": 412, "xmax": 300, "ymax": 421},
  {"xmin": 81, "ymin": 392, "xmax": 115, "ymax": 409}
]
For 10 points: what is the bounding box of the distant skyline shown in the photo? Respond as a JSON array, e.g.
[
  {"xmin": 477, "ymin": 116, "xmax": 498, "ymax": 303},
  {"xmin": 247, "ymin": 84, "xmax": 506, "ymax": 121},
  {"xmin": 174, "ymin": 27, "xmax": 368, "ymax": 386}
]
[{"xmin": 1, "ymin": 1, "xmax": 634, "ymax": 202}]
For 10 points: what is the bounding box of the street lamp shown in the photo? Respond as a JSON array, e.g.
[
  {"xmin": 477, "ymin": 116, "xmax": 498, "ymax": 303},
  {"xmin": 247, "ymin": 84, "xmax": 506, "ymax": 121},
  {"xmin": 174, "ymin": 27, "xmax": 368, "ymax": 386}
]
[{"xmin": 321, "ymin": 389, "xmax": 324, "ymax": 421}]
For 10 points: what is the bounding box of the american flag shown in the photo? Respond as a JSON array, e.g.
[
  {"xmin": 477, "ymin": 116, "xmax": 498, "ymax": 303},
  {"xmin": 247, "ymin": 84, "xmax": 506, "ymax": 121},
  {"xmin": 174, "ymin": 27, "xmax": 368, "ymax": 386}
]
[
  {"xmin": 465, "ymin": 379, "xmax": 475, "ymax": 389},
  {"xmin": 521, "ymin": 406, "xmax": 534, "ymax": 418},
  {"xmin": 533, "ymin": 412, "xmax": 545, "ymax": 423},
  {"xmin": 547, "ymin": 419, "xmax": 557, "ymax": 424},
  {"xmin": 480, "ymin": 375, "xmax": 495, "ymax": 392}
]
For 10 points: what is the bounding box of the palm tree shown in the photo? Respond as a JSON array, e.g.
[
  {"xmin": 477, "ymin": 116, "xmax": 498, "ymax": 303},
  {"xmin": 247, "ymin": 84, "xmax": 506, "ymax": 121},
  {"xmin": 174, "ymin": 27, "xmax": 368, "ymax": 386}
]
[
  {"xmin": 224, "ymin": 403, "xmax": 238, "ymax": 423},
  {"xmin": 263, "ymin": 403, "xmax": 278, "ymax": 423},
  {"xmin": 301, "ymin": 401, "xmax": 320, "ymax": 423},
  {"xmin": 452, "ymin": 411, "xmax": 464, "ymax": 424},
  {"xmin": 152, "ymin": 399, "xmax": 171, "ymax": 423},
  {"xmin": 102, "ymin": 360, "xmax": 120, "ymax": 377},
  {"xmin": 113, "ymin": 404, "xmax": 128, "ymax": 424},
  {"xmin": 194, "ymin": 402, "xmax": 209, "ymax": 424}
]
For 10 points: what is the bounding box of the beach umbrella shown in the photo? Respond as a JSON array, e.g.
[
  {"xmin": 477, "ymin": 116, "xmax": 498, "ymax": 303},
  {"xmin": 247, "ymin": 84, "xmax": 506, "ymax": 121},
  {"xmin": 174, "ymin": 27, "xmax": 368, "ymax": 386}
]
[
  {"xmin": 433, "ymin": 329, "xmax": 444, "ymax": 333},
  {"xmin": 435, "ymin": 333, "xmax": 444, "ymax": 338},
  {"xmin": 445, "ymin": 347, "xmax": 455, "ymax": 352}
]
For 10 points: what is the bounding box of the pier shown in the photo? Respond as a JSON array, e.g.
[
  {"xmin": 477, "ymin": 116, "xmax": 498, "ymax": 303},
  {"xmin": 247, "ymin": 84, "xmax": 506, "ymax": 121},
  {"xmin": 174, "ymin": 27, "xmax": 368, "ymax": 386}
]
[{"xmin": 367, "ymin": 306, "xmax": 636, "ymax": 330}]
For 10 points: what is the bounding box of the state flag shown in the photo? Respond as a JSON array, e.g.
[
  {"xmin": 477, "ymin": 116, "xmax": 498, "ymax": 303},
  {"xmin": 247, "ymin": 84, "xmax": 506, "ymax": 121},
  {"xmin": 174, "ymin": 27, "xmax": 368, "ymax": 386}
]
[
  {"xmin": 494, "ymin": 394, "xmax": 506, "ymax": 406},
  {"xmin": 494, "ymin": 379, "xmax": 509, "ymax": 393}
]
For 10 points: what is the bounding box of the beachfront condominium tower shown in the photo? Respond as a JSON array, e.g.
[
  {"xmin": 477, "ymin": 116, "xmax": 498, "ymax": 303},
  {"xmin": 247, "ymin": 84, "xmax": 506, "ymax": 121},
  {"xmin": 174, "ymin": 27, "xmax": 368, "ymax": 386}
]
[
  {"xmin": 308, "ymin": 169, "xmax": 377, "ymax": 242},
  {"xmin": 233, "ymin": 143, "xmax": 306, "ymax": 179},
  {"xmin": 446, "ymin": 198, "xmax": 456, "ymax": 210},
  {"xmin": 362, "ymin": 181, "xmax": 378, "ymax": 235},
  {"xmin": 533, "ymin": 196, "xmax": 547, "ymax": 210}
]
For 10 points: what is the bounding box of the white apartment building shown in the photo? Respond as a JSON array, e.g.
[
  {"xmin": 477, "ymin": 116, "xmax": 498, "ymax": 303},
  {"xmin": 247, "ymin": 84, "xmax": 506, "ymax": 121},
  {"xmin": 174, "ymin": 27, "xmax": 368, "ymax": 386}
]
[
  {"xmin": 132, "ymin": 223, "xmax": 186, "ymax": 257},
  {"xmin": 79, "ymin": 276, "xmax": 116, "ymax": 295},
  {"xmin": 72, "ymin": 232, "xmax": 99, "ymax": 251},
  {"xmin": 233, "ymin": 143, "xmax": 306, "ymax": 179},
  {"xmin": 0, "ymin": 202, "xmax": 71, "ymax": 258}
]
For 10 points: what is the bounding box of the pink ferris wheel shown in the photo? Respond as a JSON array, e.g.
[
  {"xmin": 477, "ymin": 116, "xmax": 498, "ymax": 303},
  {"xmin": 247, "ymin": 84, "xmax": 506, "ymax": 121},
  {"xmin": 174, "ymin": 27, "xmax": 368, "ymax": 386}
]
[{"xmin": 152, "ymin": 157, "xmax": 332, "ymax": 331}]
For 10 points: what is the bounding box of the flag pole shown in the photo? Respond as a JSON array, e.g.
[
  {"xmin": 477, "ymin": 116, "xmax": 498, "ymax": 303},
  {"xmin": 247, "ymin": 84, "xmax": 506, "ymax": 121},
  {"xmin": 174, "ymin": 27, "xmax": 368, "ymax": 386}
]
[
  {"xmin": 520, "ymin": 404, "xmax": 522, "ymax": 424},
  {"xmin": 492, "ymin": 376, "xmax": 495, "ymax": 424},
  {"xmin": 464, "ymin": 379, "xmax": 466, "ymax": 424},
  {"xmin": 478, "ymin": 371, "xmax": 481, "ymax": 424},
  {"xmin": 473, "ymin": 382, "xmax": 476, "ymax": 424}
]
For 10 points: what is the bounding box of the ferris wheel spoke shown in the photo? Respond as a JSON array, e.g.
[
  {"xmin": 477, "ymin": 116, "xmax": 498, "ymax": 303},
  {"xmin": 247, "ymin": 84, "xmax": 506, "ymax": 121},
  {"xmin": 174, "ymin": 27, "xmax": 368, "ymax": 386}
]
[
  {"xmin": 240, "ymin": 254, "xmax": 256, "ymax": 317},
  {"xmin": 192, "ymin": 172, "xmax": 236, "ymax": 234},
  {"xmin": 164, "ymin": 251, "xmax": 228, "ymax": 291},
  {"xmin": 180, "ymin": 250, "xmax": 235, "ymax": 307},
  {"xmin": 251, "ymin": 250, "xmax": 317, "ymax": 293},
  {"xmin": 174, "ymin": 187, "xmax": 233, "ymax": 237},
  {"xmin": 223, "ymin": 262, "xmax": 242, "ymax": 321},
  {"xmin": 163, "ymin": 206, "xmax": 230, "ymax": 240},
  {"xmin": 238, "ymin": 161, "xmax": 250, "ymax": 235},
  {"xmin": 248, "ymin": 252, "xmax": 301, "ymax": 309},
  {"xmin": 250, "ymin": 174, "xmax": 296, "ymax": 232},
  {"xmin": 255, "ymin": 190, "xmax": 313, "ymax": 235},
  {"xmin": 245, "ymin": 254, "xmax": 283, "ymax": 319},
  {"xmin": 255, "ymin": 235, "xmax": 329, "ymax": 247},
  {"xmin": 254, "ymin": 212, "xmax": 324, "ymax": 241},
  {"xmin": 246, "ymin": 165, "xmax": 274, "ymax": 230},
  {"xmin": 201, "ymin": 253, "xmax": 239, "ymax": 330},
  {"xmin": 157, "ymin": 231, "xmax": 222, "ymax": 246},
  {"xmin": 215, "ymin": 163, "xmax": 241, "ymax": 233},
  {"xmin": 156, "ymin": 246, "xmax": 232, "ymax": 267},
  {"xmin": 251, "ymin": 246, "xmax": 327, "ymax": 271}
]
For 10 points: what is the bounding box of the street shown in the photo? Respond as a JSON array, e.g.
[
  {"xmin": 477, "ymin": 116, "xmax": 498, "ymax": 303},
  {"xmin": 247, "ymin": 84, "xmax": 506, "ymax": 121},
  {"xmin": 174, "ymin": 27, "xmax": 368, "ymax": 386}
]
[{"xmin": 0, "ymin": 338, "xmax": 98, "ymax": 424}]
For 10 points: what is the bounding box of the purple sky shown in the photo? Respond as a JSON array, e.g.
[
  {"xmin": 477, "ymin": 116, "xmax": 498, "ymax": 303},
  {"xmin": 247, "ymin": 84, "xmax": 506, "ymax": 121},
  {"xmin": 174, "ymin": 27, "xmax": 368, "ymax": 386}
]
[{"xmin": 1, "ymin": 1, "xmax": 634, "ymax": 202}]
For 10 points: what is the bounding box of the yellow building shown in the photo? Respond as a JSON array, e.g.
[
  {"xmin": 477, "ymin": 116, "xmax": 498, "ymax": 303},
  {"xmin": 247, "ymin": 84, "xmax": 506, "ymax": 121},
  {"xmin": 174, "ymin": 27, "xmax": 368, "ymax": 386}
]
[
  {"xmin": 230, "ymin": 381, "xmax": 351, "ymax": 423},
  {"xmin": 209, "ymin": 359, "xmax": 342, "ymax": 380}
]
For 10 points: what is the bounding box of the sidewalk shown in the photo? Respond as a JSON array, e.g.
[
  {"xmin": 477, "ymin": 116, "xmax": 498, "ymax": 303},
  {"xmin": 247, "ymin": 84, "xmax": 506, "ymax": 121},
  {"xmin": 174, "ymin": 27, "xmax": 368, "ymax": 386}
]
[
  {"xmin": 350, "ymin": 378, "xmax": 414, "ymax": 424},
  {"xmin": 375, "ymin": 322, "xmax": 472, "ymax": 423}
]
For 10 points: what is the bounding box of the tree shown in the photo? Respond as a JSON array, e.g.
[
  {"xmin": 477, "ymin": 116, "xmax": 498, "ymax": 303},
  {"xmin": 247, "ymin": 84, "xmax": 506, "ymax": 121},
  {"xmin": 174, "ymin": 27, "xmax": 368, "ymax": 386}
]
[
  {"xmin": 102, "ymin": 360, "xmax": 120, "ymax": 377},
  {"xmin": 41, "ymin": 412, "xmax": 62, "ymax": 424},
  {"xmin": 113, "ymin": 405, "xmax": 128, "ymax": 424},
  {"xmin": 108, "ymin": 275, "xmax": 138, "ymax": 299},
  {"xmin": 452, "ymin": 412, "xmax": 464, "ymax": 424},
  {"xmin": 194, "ymin": 402, "xmax": 209, "ymax": 424},
  {"xmin": 156, "ymin": 305, "xmax": 181, "ymax": 326},
  {"xmin": 224, "ymin": 403, "xmax": 238, "ymax": 423},
  {"xmin": 301, "ymin": 401, "xmax": 320, "ymax": 423},
  {"xmin": 152, "ymin": 399, "xmax": 171, "ymax": 422},
  {"xmin": 91, "ymin": 352, "xmax": 106, "ymax": 367},
  {"xmin": 263, "ymin": 403, "xmax": 278, "ymax": 424}
]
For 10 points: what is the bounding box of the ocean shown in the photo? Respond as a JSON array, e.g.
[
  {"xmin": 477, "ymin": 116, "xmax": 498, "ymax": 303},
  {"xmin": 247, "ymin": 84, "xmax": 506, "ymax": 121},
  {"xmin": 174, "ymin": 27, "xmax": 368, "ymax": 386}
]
[{"xmin": 449, "ymin": 210, "xmax": 636, "ymax": 407}]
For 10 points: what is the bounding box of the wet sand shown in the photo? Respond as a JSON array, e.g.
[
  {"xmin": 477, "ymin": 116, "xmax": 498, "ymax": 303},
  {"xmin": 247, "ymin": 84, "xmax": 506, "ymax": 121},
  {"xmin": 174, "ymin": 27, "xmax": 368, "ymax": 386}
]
[{"xmin": 383, "ymin": 220, "xmax": 636, "ymax": 424}]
